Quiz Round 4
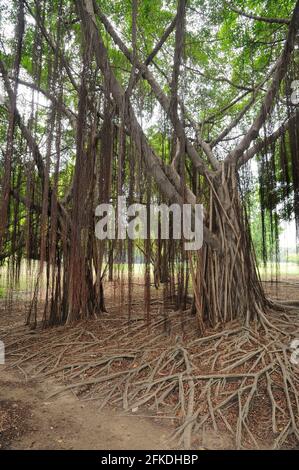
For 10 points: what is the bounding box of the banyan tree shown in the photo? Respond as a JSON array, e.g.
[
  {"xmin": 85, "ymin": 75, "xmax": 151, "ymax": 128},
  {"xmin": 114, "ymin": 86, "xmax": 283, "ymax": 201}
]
[
  {"xmin": 2, "ymin": 0, "xmax": 299, "ymax": 451},
  {"xmin": 0, "ymin": 0, "xmax": 298, "ymax": 327}
]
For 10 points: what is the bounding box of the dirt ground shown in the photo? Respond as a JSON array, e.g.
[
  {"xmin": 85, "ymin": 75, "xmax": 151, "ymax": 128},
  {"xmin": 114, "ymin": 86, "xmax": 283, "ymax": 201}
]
[
  {"xmin": 0, "ymin": 367, "xmax": 173, "ymax": 450},
  {"xmin": 0, "ymin": 278, "xmax": 298, "ymax": 450}
]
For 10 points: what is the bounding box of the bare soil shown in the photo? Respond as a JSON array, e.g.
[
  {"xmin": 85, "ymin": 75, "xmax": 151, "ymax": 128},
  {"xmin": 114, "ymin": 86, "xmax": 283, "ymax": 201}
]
[{"xmin": 0, "ymin": 367, "xmax": 172, "ymax": 450}]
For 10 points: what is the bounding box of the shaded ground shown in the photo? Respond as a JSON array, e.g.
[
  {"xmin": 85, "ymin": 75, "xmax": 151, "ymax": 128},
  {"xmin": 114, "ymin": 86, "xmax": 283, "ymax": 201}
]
[
  {"xmin": 0, "ymin": 368, "xmax": 172, "ymax": 450},
  {"xmin": 0, "ymin": 279, "xmax": 299, "ymax": 450}
]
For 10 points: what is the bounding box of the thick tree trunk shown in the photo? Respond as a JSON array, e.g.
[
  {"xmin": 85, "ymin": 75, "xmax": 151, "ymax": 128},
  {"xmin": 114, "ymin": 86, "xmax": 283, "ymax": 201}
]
[{"xmin": 194, "ymin": 165, "xmax": 267, "ymax": 330}]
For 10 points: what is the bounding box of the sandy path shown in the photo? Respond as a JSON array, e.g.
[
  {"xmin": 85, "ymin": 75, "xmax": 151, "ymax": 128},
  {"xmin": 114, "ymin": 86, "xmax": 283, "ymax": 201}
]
[{"xmin": 0, "ymin": 367, "xmax": 173, "ymax": 450}]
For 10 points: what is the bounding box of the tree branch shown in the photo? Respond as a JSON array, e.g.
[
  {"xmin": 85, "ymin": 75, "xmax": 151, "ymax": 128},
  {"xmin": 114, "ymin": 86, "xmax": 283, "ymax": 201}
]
[
  {"xmin": 76, "ymin": 0, "xmax": 220, "ymax": 251},
  {"xmin": 226, "ymin": 2, "xmax": 290, "ymax": 25},
  {"xmin": 94, "ymin": 1, "xmax": 216, "ymax": 175},
  {"xmin": 211, "ymin": 65, "xmax": 276, "ymax": 148},
  {"xmin": 228, "ymin": 1, "xmax": 299, "ymax": 165},
  {"xmin": 237, "ymin": 112, "xmax": 298, "ymax": 168}
]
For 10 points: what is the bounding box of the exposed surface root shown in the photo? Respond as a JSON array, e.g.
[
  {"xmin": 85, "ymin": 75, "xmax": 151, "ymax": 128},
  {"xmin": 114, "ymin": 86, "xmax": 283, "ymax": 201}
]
[{"xmin": 2, "ymin": 303, "xmax": 299, "ymax": 450}]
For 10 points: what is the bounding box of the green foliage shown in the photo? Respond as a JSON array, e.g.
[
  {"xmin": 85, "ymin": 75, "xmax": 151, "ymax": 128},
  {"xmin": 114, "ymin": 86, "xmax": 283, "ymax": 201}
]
[{"xmin": 0, "ymin": 0, "xmax": 297, "ymax": 267}]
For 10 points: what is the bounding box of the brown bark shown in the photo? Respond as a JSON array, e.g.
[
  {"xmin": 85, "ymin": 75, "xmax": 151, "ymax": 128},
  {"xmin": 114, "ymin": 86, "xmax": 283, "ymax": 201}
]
[{"xmin": 77, "ymin": 0, "xmax": 267, "ymax": 328}]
